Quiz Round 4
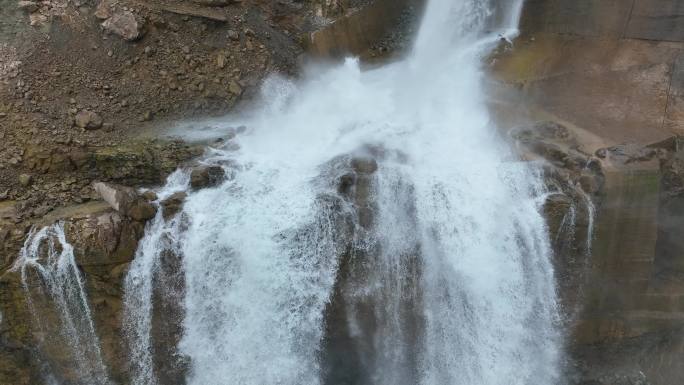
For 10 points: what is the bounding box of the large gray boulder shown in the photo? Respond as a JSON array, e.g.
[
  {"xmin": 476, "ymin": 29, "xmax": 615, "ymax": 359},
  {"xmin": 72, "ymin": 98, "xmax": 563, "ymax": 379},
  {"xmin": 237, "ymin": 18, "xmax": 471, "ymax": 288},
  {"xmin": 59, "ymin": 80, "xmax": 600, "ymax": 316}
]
[
  {"xmin": 93, "ymin": 182, "xmax": 157, "ymax": 221},
  {"xmin": 189, "ymin": 165, "xmax": 225, "ymax": 190}
]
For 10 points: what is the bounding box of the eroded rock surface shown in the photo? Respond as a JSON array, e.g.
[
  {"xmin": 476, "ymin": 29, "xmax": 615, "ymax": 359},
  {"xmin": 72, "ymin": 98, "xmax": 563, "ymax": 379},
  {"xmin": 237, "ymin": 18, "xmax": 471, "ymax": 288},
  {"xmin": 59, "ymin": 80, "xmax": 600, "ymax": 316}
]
[
  {"xmin": 93, "ymin": 182, "xmax": 156, "ymax": 221},
  {"xmin": 189, "ymin": 165, "xmax": 225, "ymax": 190}
]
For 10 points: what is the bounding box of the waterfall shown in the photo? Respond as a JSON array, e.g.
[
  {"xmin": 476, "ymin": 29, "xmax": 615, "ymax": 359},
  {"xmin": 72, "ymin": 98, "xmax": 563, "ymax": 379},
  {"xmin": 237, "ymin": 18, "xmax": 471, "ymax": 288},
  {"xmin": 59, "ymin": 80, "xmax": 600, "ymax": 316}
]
[
  {"xmin": 13, "ymin": 223, "xmax": 111, "ymax": 385},
  {"xmin": 124, "ymin": 0, "xmax": 562, "ymax": 384},
  {"xmin": 121, "ymin": 171, "xmax": 189, "ymax": 385}
]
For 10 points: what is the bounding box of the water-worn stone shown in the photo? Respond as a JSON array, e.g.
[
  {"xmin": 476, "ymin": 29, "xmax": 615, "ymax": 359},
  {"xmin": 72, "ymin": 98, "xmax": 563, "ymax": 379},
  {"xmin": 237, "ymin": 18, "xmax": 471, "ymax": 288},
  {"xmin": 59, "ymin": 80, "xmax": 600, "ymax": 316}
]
[
  {"xmin": 161, "ymin": 192, "xmax": 187, "ymax": 219},
  {"xmin": 350, "ymin": 157, "xmax": 378, "ymax": 174},
  {"xmin": 101, "ymin": 11, "xmax": 143, "ymax": 41},
  {"xmin": 93, "ymin": 182, "xmax": 157, "ymax": 221},
  {"xmin": 189, "ymin": 165, "xmax": 225, "ymax": 189},
  {"xmin": 142, "ymin": 190, "xmax": 158, "ymax": 201}
]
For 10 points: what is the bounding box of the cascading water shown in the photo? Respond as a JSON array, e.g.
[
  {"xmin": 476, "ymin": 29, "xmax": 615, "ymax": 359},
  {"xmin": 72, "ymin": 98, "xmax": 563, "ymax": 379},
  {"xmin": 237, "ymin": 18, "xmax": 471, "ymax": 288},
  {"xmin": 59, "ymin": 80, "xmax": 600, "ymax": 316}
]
[
  {"xmin": 13, "ymin": 223, "xmax": 111, "ymax": 385},
  {"xmin": 124, "ymin": 0, "xmax": 562, "ymax": 384}
]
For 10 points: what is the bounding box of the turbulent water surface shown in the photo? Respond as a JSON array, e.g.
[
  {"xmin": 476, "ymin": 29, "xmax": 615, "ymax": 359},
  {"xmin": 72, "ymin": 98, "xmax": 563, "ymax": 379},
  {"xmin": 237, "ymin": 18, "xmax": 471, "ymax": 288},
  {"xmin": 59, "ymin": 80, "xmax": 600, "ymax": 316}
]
[{"xmin": 20, "ymin": 0, "xmax": 565, "ymax": 384}]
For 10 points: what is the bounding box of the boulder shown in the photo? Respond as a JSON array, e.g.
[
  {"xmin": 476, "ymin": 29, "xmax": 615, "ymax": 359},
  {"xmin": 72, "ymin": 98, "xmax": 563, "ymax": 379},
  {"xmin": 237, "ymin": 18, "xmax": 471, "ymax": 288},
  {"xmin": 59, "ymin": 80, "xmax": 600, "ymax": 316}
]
[
  {"xmin": 189, "ymin": 165, "xmax": 225, "ymax": 189},
  {"xmin": 127, "ymin": 200, "xmax": 158, "ymax": 221},
  {"xmin": 350, "ymin": 157, "xmax": 378, "ymax": 174},
  {"xmin": 160, "ymin": 192, "xmax": 187, "ymax": 219},
  {"xmin": 141, "ymin": 190, "xmax": 158, "ymax": 201},
  {"xmin": 74, "ymin": 110, "xmax": 103, "ymax": 130},
  {"xmin": 64, "ymin": 210, "xmax": 144, "ymax": 266},
  {"xmin": 101, "ymin": 11, "xmax": 143, "ymax": 41},
  {"xmin": 93, "ymin": 182, "xmax": 157, "ymax": 221}
]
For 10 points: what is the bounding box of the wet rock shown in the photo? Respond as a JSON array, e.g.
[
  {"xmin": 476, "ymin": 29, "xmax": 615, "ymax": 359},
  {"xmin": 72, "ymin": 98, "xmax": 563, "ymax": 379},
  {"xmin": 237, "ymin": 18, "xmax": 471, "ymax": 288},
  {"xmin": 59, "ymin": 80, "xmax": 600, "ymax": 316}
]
[
  {"xmin": 93, "ymin": 182, "xmax": 157, "ymax": 221},
  {"xmin": 74, "ymin": 110, "xmax": 103, "ymax": 130},
  {"xmin": 142, "ymin": 190, "xmax": 158, "ymax": 201},
  {"xmin": 190, "ymin": 165, "xmax": 225, "ymax": 189},
  {"xmin": 579, "ymin": 173, "xmax": 602, "ymax": 195},
  {"xmin": 161, "ymin": 192, "xmax": 187, "ymax": 219},
  {"xmin": 351, "ymin": 157, "xmax": 378, "ymax": 174},
  {"xmin": 101, "ymin": 11, "xmax": 143, "ymax": 41},
  {"xmin": 64, "ymin": 210, "xmax": 144, "ymax": 266},
  {"xmin": 597, "ymin": 143, "xmax": 660, "ymax": 165},
  {"xmin": 337, "ymin": 172, "xmax": 356, "ymax": 197},
  {"xmin": 127, "ymin": 200, "xmax": 158, "ymax": 221},
  {"xmin": 654, "ymin": 142, "xmax": 684, "ymax": 279}
]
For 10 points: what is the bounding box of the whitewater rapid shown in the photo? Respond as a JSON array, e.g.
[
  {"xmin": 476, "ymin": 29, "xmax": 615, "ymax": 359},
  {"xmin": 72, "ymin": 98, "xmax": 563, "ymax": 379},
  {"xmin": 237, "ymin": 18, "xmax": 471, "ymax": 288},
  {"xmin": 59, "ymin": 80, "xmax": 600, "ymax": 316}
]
[{"xmin": 120, "ymin": 0, "xmax": 563, "ymax": 384}]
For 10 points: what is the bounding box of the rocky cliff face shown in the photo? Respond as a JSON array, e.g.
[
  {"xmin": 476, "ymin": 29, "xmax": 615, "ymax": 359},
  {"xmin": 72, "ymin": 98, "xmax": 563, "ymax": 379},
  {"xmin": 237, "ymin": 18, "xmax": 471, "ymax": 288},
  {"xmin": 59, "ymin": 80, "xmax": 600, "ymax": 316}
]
[
  {"xmin": 0, "ymin": 0, "xmax": 324, "ymax": 383},
  {"xmin": 493, "ymin": 1, "xmax": 684, "ymax": 384},
  {"xmin": 1, "ymin": 1, "xmax": 684, "ymax": 384},
  {"xmin": 497, "ymin": 0, "xmax": 684, "ymax": 145}
]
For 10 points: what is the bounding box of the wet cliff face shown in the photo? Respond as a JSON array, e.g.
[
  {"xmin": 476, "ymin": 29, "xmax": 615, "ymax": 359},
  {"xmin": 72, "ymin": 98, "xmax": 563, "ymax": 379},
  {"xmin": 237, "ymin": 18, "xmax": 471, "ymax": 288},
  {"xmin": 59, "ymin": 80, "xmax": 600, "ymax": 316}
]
[
  {"xmin": 496, "ymin": 0, "xmax": 684, "ymax": 146},
  {"xmin": 1, "ymin": 1, "xmax": 684, "ymax": 385},
  {"xmin": 494, "ymin": 1, "xmax": 684, "ymax": 384},
  {"xmin": 0, "ymin": 202, "xmax": 149, "ymax": 384}
]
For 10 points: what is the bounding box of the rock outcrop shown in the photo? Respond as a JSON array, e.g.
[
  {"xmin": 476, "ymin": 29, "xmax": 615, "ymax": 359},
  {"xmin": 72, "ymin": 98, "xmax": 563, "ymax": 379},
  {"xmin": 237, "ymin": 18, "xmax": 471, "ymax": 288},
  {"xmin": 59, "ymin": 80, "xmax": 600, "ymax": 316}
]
[
  {"xmin": 93, "ymin": 182, "xmax": 156, "ymax": 221},
  {"xmin": 496, "ymin": 1, "xmax": 684, "ymax": 383},
  {"xmin": 160, "ymin": 191, "xmax": 187, "ymax": 220},
  {"xmin": 189, "ymin": 165, "xmax": 225, "ymax": 190},
  {"xmin": 1, "ymin": 0, "xmax": 683, "ymax": 384},
  {"xmin": 0, "ymin": 202, "xmax": 149, "ymax": 384},
  {"xmin": 0, "ymin": 0, "xmax": 383, "ymax": 383}
]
